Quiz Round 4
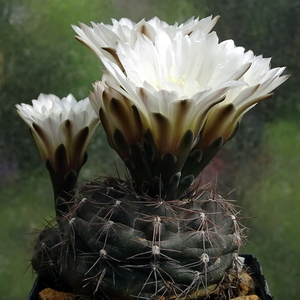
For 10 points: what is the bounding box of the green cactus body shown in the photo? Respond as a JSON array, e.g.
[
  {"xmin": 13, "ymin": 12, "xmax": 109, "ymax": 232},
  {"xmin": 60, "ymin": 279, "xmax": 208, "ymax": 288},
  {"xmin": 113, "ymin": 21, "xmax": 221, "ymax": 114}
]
[{"xmin": 32, "ymin": 178, "xmax": 243, "ymax": 299}]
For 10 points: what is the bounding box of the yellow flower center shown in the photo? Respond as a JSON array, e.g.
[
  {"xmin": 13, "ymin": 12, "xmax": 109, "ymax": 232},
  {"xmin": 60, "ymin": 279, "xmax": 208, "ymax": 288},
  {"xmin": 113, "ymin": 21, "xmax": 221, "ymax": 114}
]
[
  {"xmin": 167, "ymin": 74, "xmax": 186, "ymax": 85},
  {"xmin": 151, "ymin": 74, "xmax": 187, "ymax": 91}
]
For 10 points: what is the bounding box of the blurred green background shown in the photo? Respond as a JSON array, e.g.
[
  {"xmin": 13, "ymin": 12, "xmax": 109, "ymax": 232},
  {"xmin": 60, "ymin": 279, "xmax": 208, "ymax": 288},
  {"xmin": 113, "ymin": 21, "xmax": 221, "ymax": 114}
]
[{"xmin": 0, "ymin": 0, "xmax": 299, "ymax": 299}]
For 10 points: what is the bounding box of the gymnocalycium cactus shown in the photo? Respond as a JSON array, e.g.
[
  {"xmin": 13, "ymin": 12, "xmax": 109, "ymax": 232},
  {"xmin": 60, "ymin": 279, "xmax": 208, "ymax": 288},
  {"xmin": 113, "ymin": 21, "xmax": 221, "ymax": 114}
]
[
  {"xmin": 17, "ymin": 16, "xmax": 288, "ymax": 300},
  {"xmin": 32, "ymin": 178, "xmax": 244, "ymax": 299}
]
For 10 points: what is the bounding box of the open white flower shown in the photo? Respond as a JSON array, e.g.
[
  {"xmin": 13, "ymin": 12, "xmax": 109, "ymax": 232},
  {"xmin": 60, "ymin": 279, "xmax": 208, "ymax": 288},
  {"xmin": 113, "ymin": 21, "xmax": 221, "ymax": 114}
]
[
  {"xmin": 84, "ymin": 16, "xmax": 288, "ymax": 197},
  {"xmin": 72, "ymin": 16, "xmax": 219, "ymax": 68},
  {"xmin": 99, "ymin": 30, "xmax": 252, "ymax": 151},
  {"xmin": 16, "ymin": 93, "xmax": 99, "ymax": 175}
]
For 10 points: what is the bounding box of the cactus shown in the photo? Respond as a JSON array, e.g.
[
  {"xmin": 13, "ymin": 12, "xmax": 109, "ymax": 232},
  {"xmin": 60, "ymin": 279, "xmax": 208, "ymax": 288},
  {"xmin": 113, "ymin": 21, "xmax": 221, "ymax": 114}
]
[
  {"xmin": 18, "ymin": 15, "xmax": 288, "ymax": 300},
  {"xmin": 32, "ymin": 178, "xmax": 244, "ymax": 299}
]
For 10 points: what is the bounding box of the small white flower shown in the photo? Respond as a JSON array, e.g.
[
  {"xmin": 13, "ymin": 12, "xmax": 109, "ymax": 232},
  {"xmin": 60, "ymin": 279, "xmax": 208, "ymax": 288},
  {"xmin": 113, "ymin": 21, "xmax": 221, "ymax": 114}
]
[{"xmin": 16, "ymin": 93, "xmax": 99, "ymax": 175}]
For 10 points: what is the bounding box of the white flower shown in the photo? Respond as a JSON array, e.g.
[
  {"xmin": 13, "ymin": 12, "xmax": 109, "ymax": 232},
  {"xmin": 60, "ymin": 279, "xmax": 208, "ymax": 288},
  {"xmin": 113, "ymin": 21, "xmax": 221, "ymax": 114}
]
[
  {"xmin": 16, "ymin": 93, "xmax": 99, "ymax": 175},
  {"xmin": 84, "ymin": 16, "xmax": 288, "ymax": 197},
  {"xmin": 72, "ymin": 16, "xmax": 219, "ymax": 68},
  {"xmin": 97, "ymin": 28, "xmax": 287, "ymax": 154}
]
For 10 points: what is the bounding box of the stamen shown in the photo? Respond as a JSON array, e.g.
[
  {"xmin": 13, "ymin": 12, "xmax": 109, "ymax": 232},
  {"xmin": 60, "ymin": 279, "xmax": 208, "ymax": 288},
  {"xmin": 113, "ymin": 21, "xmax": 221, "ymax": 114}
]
[{"xmin": 167, "ymin": 74, "xmax": 186, "ymax": 85}]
